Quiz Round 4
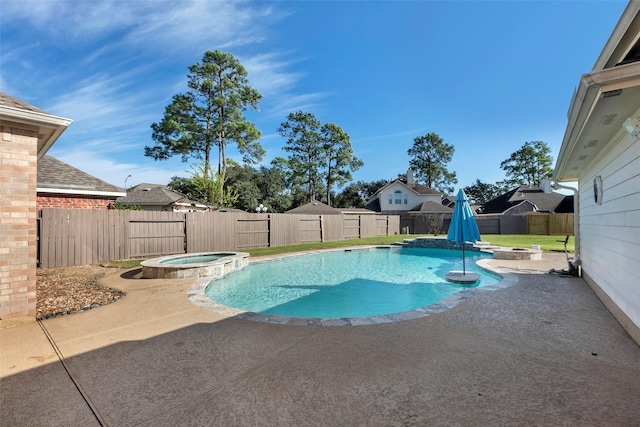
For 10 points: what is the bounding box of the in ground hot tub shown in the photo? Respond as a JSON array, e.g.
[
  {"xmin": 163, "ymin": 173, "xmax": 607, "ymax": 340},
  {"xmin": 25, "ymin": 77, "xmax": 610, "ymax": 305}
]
[
  {"xmin": 492, "ymin": 247, "xmax": 542, "ymax": 261},
  {"xmin": 141, "ymin": 252, "xmax": 249, "ymax": 279}
]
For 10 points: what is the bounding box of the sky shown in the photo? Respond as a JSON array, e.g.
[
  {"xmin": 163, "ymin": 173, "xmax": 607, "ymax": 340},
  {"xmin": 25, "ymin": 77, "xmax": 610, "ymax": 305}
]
[{"xmin": 0, "ymin": 0, "xmax": 630, "ymax": 193}]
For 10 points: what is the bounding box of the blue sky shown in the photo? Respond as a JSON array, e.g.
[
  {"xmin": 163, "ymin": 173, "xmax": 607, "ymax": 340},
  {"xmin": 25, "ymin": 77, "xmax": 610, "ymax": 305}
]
[{"xmin": 0, "ymin": 1, "xmax": 628, "ymax": 192}]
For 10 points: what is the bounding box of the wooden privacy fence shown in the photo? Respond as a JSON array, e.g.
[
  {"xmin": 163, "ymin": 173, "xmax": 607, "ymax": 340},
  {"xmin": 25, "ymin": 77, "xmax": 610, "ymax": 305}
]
[
  {"xmin": 399, "ymin": 213, "xmax": 527, "ymax": 235},
  {"xmin": 526, "ymin": 213, "xmax": 574, "ymax": 235},
  {"xmin": 475, "ymin": 215, "xmax": 527, "ymax": 235},
  {"xmin": 38, "ymin": 209, "xmax": 400, "ymax": 268}
]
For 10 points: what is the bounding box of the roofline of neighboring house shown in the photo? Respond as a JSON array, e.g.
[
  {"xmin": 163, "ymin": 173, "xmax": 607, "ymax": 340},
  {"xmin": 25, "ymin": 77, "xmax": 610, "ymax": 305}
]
[
  {"xmin": 0, "ymin": 105, "xmax": 73, "ymax": 159},
  {"xmin": 118, "ymin": 200, "xmax": 209, "ymax": 208},
  {"xmin": 554, "ymin": 62, "xmax": 640, "ymax": 181},
  {"xmin": 174, "ymin": 201, "xmax": 209, "ymax": 208},
  {"xmin": 502, "ymin": 200, "xmax": 536, "ymax": 215},
  {"xmin": 37, "ymin": 187, "xmax": 126, "ymax": 197},
  {"xmin": 118, "ymin": 201, "xmax": 174, "ymax": 205}
]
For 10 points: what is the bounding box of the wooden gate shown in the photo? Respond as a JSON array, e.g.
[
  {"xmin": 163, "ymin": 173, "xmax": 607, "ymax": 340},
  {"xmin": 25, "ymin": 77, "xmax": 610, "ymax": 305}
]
[{"xmin": 128, "ymin": 211, "xmax": 186, "ymax": 257}]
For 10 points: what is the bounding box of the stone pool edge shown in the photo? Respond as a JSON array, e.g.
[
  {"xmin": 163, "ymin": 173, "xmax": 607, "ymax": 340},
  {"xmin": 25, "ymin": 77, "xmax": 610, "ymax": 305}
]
[{"xmin": 186, "ymin": 247, "xmax": 519, "ymax": 327}]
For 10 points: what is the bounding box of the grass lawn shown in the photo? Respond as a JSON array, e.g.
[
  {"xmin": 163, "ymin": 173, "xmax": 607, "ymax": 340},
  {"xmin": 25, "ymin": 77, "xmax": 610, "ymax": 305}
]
[
  {"xmin": 246, "ymin": 234, "xmax": 575, "ymax": 257},
  {"xmin": 104, "ymin": 234, "xmax": 574, "ymax": 267},
  {"xmin": 482, "ymin": 234, "xmax": 574, "ymax": 253}
]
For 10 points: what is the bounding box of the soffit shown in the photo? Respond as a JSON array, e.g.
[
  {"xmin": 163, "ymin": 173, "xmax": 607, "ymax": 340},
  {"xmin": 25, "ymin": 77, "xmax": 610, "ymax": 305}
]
[{"xmin": 554, "ymin": 63, "xmax": 640, "ymax": 181}]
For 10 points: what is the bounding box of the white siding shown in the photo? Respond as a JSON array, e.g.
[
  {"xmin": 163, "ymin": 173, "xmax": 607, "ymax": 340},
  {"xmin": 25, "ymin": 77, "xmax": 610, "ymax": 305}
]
[{"xmin": 579, "ymin": 122, "xmax": 640, "ymax": 330}]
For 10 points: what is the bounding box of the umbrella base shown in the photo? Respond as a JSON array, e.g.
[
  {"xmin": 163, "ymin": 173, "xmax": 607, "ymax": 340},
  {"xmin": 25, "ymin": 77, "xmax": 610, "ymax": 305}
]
[{"xmin": 445, "ymin": 271, "xmax": 480, "ymax": 285}]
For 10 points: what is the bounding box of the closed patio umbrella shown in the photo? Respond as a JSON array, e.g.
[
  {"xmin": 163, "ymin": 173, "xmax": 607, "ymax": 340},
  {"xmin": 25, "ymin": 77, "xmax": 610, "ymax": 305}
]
[{"xmin": 446, "ymin": 189, "xmax": 481, "ymax": 283}]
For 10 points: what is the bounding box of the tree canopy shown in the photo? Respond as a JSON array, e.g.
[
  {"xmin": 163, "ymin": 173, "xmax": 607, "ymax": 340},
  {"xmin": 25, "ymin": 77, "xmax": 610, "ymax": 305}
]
[
  {"xmin": 321, "ymin": 123, "xmax": 363, "ymax": 206},
  {"xmin": 500, "ymin": 141, "xmax": 554, "ymax": 187},
  {"xmin": 463, "ymin": 179, "xmax": 507, "ymax": 205},
  {"xmin": 277, "ymin": 111, "xmax": 323, "ymax": 202},
  {"xmin": 146, "ymin": 50, "xmax": 263, "ymax": 202},
  {"xmin": 278, "ymin": 111, "xmax": 362, "ymax": 205},
  {"xmin": 407, "ymin": 132, "xmax": 457, "ymax": 194}
]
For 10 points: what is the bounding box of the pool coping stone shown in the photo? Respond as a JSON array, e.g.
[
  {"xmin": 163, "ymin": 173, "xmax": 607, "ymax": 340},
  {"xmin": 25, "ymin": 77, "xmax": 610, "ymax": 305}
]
[{"xmin": 186, "ymin": 246, "xmax": 518, "ymax": 326}]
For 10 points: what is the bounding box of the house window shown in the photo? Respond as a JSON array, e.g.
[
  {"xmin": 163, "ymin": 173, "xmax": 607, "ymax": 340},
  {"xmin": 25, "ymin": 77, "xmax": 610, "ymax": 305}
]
[
  {"xmin": 394, "ymin": 190, "xmax": 402, "ymax": 204},
  {"xmin": 388, "ymin": 194, "xmax": 393, "ymax": 205},
  {"xmin": 404, "ymin": 194, "xmax": 408, "ymax": 204}
]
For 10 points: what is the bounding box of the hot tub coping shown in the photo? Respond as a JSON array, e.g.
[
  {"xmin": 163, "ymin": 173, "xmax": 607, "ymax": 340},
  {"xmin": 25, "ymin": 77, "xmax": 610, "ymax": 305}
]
[{"xmin": 141, "ymin": 252, "xmax": 250, "ymax": 279}]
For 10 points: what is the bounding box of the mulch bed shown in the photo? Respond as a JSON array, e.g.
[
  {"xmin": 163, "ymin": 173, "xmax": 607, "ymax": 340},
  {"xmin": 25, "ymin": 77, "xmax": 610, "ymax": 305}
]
[{"xmin": 36, "ymin": 266, "xmax": 126, "ymax": 320}]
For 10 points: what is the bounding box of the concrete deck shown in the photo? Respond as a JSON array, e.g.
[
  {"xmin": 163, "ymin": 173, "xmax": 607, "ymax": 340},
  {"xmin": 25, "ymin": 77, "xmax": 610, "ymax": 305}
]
[{"xmin": 1, "ymin": 253, "xmax": 639, "ymax": 426}]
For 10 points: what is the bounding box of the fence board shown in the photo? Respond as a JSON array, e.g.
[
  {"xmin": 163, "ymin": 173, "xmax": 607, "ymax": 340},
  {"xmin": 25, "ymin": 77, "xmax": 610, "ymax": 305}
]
[
  {"xmin": 299, "ymin": 216, "xmax": 322, "ymax": 243},
  {"xmin": 526, "ymin": 213, "xmax": 574, "ymax": 235},
  {"xmin": 128, "ymin": 211, "xmax": 185, "ymax": 257},
  {"xmin": 270, "ymin": 214, "xmax": 302, "ymax": 247},
  {"xmin": 343, "ymin": 216, "xmax": 360, "ymax": 239},
  {"xmin": 323, "ymin": 215, "xmax": 345, "ymax": 241},
  {"xmin": 38, "ymin": 209, "xmax": 401, "ymax": 268},
  {"xmin": 236, "ymin": 215, "xmax": 270, "ymax": 249}
]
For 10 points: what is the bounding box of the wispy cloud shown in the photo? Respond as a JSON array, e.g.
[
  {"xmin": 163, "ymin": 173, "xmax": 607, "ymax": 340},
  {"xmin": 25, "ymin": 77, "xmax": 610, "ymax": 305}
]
[
  {"xmin": 123, "ymin": 2, "xmax": 278, "ymax": 52},
  {"xmin": 1, "ymin": 0, "xmax": 330, "ymax": 186}
]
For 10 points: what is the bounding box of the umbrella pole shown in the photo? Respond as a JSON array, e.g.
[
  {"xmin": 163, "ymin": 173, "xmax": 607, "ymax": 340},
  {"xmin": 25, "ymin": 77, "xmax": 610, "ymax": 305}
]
[
  {"xmin": 461, "ymin": 211, "xmax": 466, "ymax": 275},
  {"xmin": 462, "ymin": 241, "xmax": 466, "ymax": 274}
]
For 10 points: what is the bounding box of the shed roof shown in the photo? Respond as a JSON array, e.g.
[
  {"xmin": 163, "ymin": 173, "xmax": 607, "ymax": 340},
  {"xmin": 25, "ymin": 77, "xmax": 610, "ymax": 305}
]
[
  {"xmin": 118, "ymin": 184, "xmax": 207, "ymax": 207},
  {"xmin": 286, "ymin": 200, "xmax": 341, "ymax": 214},
  {"xmin": 408, "ymin": 201, "xmax": 454, "ymax": 213}
]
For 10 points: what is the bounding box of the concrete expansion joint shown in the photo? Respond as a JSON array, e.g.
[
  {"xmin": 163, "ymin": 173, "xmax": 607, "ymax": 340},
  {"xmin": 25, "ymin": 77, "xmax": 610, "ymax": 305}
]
[{"xmin": 37, "ymin": 320, "xmax": 108, "ymax": 426}]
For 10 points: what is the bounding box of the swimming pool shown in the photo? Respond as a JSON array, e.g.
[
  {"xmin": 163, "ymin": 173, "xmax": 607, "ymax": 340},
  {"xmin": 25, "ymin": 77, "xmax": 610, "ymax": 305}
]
[{"xmin": 202, "ymin": 247, "xmax": 502, "ymax": 320}]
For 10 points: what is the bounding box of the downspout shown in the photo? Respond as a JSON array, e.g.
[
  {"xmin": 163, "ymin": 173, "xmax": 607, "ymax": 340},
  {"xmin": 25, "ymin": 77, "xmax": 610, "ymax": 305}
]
[{"xmin": 552, "ymin": 181, "xmax": 580, "ymax": 271}]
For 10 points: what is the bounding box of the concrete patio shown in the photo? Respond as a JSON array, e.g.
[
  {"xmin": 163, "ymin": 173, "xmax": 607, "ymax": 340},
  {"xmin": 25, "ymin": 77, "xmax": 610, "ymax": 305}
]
[{"xmin": 2, "ymin": 252, "xmax": 639, "ymax": 426}]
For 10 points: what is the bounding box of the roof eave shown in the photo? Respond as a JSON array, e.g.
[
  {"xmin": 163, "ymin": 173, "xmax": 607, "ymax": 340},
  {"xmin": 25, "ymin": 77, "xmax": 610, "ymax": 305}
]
[
  {"xmin": 554, "ymin": 62, "xmax": 640, "ymax": 182},
  {"xmin": 593, "ymin": 1, "xmax": 640, "ymax": 70},
  {"xmin": 37, "ymin": 188, "xmax": 126, "ymax": 197},
  {"xmin": 0, "ymin": 105, "xmax": 73, "ymax": 159}
]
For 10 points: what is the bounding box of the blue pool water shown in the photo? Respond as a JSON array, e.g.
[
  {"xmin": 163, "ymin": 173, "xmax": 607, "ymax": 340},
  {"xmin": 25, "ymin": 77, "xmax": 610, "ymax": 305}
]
[{"xmin": 205, "ymin": 247, "xmax": 500, "ymax": 319}]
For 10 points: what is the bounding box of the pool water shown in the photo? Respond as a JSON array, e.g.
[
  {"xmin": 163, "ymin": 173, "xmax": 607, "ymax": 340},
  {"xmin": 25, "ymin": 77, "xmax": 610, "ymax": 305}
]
[{"xmin": 205, "ymin": 247, "xmax": 500, "ymax": 319}]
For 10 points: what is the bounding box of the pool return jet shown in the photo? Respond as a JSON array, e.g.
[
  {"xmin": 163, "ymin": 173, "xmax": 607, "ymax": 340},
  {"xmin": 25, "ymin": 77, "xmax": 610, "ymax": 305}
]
[{"xmin": 445, "ymin": 189, "xmax": 481, "ymax": 285}]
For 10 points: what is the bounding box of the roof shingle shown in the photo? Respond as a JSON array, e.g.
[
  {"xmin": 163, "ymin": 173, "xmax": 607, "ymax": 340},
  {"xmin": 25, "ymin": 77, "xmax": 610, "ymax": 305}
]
[{"xmin": 38, "ymin": 155, "xmax": 123, "ymax": 194}]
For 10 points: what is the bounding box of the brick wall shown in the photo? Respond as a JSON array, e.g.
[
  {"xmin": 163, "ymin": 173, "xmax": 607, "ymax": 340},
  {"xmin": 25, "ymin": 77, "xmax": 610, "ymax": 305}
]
[
  {"xmin": 37, "ymin": 194, "xmax": 114, "ymax": 210},
  {"xmin": 0, "ymin": 125, "xmax": 38, "ymax": 319}
]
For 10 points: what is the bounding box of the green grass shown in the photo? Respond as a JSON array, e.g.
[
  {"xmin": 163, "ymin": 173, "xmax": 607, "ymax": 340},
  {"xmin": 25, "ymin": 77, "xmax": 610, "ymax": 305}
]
[
  {"xmin": 102, "ymin": 259, "xmax": 144, "ymax": 268},
  {"xmin": 481, "ymin": 234, "xmax": 574, "ymax": 253},
  {"xmin": 103, "ymin": 234, "xmax": 575, "ymax": 265},
  {"xmin": 246, "ymin": 235, "xmax": 412, "ymax": 257},
  {"xmin": 247, "ymin": 234, "xmax": 575, "ymax": 257}
]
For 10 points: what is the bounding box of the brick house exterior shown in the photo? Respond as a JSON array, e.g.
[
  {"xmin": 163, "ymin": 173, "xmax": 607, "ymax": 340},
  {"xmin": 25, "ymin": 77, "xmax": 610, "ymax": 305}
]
[
  {"xmin": 37, "ymin": 155, "xmax": 125, "ymax": 210},
  {"xmin": 0, "ymin": 92, "xmax": 71, "ymax": 319}
]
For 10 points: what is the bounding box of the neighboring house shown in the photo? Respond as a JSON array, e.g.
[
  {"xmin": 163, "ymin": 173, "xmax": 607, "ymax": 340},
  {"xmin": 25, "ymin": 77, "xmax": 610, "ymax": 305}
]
[
  {"xmin": 479, "ymin": 185, "xmax": 574, "ymax": 215},
  {"xmin": 0, "ymin": 92, "xmax": 72, "ymax": 319},
  {"xmin": 117, "ymin": 183, "xmax": 210, "ymax": 212},
  {"xmin": 366, "ymin": 169, "xmax": 444, "ymax": 213},
  {"xmin": 554, "ymin": 2, "xmax": 640, "ymax": 343},
  {"xmin": 37, "ymin": 155, "xmax": 125, "ymax": 209},
  {"xmin": 286, "ymin": 200, "xmax": 342, "ymax": 214},
  {"xmin": 365, "ymin": 169, "xmax": 453, "ymax": 234}
]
